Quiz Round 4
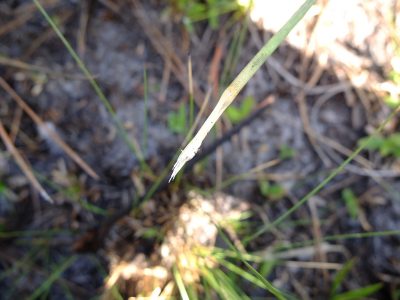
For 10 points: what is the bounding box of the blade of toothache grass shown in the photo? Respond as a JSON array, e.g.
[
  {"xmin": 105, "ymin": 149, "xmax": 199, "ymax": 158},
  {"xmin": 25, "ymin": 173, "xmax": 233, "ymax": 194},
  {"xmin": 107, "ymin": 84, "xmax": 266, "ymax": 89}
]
[{"xmin": 169, "ymin": 0, "xmax": 316, "ymax": 181}]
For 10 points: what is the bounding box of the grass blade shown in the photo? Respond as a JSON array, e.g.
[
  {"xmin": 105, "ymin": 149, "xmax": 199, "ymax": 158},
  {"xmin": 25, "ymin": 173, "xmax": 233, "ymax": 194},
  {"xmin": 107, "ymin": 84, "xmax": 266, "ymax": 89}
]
[
  {"xmin": 330, "ymin": 259, "xmax": 355, "ymax": 296},
  {"xmin": 32, "ymin": 0, "xmax": 149, "ymax": 172},
  {"xmin": 331, "ymin": 283, "xmax": 382, "ymax": 300},
  {"xmin": 245, "ymin": 105, "xmax": 400, "ymax": 243},
  {"xmin": 27, "ymin": 255, "xmax": 77, "ymax": 300},
  {"xmin": 170, "ymin": 0, "xmax": 316, "ymax": 181},
  {"xmin": 0, "ymin": 121, "xmax": 52, "ymax": 202},
  {"xmin": 173, "ymin": 266, "xmax": 190, "ymax": 300}
]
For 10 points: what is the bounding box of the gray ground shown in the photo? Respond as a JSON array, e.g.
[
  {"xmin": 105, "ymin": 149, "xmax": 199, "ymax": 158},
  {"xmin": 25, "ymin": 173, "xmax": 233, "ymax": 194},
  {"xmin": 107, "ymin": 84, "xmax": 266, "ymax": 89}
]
[{"xmin": 0, "ymin": 0, "xmax": 399, "ymax": 299}]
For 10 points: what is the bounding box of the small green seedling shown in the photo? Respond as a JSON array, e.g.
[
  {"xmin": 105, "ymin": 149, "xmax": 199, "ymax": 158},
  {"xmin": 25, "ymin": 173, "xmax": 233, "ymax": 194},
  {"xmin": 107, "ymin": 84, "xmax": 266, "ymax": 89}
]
[
  {"xmin": 225, "ymin": 96, "xmax": 255, "ymax": 124},
  {"xmin": 168, "ymin": 103, "xmax": 187, "ymax": 134},
  {"xmin": 0, "ymin": 181, "xmax": 6, "ymax": 195},
  {"xmin": 341, "ymin": 188, "xmax": 359, "ymax": 220},
  {"xmin": 358, "ymin": 133, "xmax": 400, "ymax": 158},
  {"xmin": 330, "ymin": 259, "xmax": 383, "ymax": 300},
  {"xmin": 279, "ymin": 144, "xmax": 296, "ymax": 160},
  {"xmin": 172, "ymin": 0, "xmax": 244, "ymax": 31},
  {"xmin": 140, "ymin": 227, "xmax": 163, "ymax": 240},
  {"xmin": 259, "ymin": 181, "xmax": 286, "ymax": 200}
]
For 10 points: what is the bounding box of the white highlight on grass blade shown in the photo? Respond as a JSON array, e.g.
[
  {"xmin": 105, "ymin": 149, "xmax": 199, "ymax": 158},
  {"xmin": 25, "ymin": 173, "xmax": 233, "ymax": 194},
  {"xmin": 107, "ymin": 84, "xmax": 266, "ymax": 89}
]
[
  {"xmin": 169, "ymin": 0, "xmax": 316, "ymax": 181},
  {"xmin": 169, "ymin": 88, "xmax": 236, "ymax": 181}
]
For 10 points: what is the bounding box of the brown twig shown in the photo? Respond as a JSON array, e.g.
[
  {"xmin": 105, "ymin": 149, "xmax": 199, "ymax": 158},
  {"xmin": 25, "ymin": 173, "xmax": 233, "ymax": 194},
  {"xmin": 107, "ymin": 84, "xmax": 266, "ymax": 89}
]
[
  {"xmin": 0, "ymin": 56, "xmax": 90, "ymax": 80},
  {"xmin": 0, "ymin": 77, "xmax": 99, "ymax": 180},
  {"xmin": 10, "ymin": 106, "xmax": 23, "ymax": 143},
  {"xmin": 308, "ymin": 197, "xmax": 329, "ymax": 287},
  {"xmin": 77, "ymin": 0, "xmax": 91, "ymax": 56},
  {"xmin": 131, "ymin": 0, "xmax": 205, "ymax": 107},
  {"xmin": 0, "ymin": 120, "xmax": 52, "ymax": 203}
]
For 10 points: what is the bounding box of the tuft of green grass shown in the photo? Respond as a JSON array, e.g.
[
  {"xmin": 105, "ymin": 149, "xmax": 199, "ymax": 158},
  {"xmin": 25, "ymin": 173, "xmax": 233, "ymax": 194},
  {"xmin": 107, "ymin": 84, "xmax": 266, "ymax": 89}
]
[
  {"xmin": 171, "ymin": 0, "xmax": 245, "ymax": 32},
  {"xmin": 168, "ymin": 103, "xmax": 188, "ymax": 134},
  {"xmin": 225, "ymin": 96, "xmax": 255, "ymax": 124}
]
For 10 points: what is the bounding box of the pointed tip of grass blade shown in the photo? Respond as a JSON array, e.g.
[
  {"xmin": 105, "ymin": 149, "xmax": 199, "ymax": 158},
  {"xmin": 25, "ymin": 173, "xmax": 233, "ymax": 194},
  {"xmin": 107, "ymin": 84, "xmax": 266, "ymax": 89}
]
[
  {"xmin": 169, "ymin": 140, "xmax": 201, "ymax": 182},
  {"xmin": 40, "ymin": 190, "xmax": 54, "ymax": 203},
  {"xmin": 169, "ymin": 153, "xmax": 186, "ymax": 182}
]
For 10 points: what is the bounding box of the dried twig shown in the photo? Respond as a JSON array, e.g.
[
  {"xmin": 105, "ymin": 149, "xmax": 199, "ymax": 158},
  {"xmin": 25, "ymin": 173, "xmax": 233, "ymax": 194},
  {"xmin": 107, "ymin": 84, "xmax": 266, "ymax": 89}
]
[
  {"xmin": 0, "ymin": 77, "xmax": 99, "ymax": 180},
  {"xmin": 131, "ymin": 0, "xmax": 205, "ymax": 107},
  {"xmin": 0, "ymin": 120, "xmax": 52, "ymax": 203}
]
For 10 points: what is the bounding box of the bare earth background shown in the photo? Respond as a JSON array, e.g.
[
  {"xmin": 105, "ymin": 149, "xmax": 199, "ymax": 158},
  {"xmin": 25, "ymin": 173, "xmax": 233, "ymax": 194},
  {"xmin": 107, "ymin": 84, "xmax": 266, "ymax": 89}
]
[{"xmin": 0, "ymin": 0, "xmax": 399, "ymax": 299}]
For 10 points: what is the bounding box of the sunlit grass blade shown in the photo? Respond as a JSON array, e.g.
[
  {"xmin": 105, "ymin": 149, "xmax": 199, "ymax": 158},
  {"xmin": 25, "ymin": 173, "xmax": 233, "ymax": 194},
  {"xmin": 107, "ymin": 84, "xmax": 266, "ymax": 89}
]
[
  {"xmin": 32, "ymin": 0, "xmax": 149, "ymax": 172},
  {"xmin": 170, "ymin": 0, "xmax": 316, "ymax": 181},
  {"xmin": 173, "ymin": 266, "xmax": 190, "ymax": 300}
]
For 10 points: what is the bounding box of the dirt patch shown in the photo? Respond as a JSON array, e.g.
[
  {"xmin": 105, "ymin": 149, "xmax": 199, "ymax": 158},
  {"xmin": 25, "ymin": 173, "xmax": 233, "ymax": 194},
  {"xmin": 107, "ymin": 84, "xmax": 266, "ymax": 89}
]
[{"xmin": 0, "ymin": 0, "xmax": 399, "ymax": 299}]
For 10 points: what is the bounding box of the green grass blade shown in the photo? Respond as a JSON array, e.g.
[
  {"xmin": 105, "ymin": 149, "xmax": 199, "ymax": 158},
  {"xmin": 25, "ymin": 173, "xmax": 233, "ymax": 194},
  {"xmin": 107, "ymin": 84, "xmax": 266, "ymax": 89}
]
[
  {"xmin": 245, "ymin": 105, "xmax": 400, "ymax": 243},
  {"xmin": 331, "ymin": 283, "xmax": 383, "ymax": 300},
  {"xmin": 201, "ymin": 267, "xmax": 247, "ymax": 300},
  {"xmin": 143, "ymin": 65, "xmax": 149, "ymax": 153},
  {"xmin": 170, "ymin": 0, "xmax": 316, "ymax": 180},
  {"xmin": 27, "ymin": 255, "xmax": 77, "ymax": 300},
  {"xmin": 173, "ymin": 265, "xmax": 190, "ymax": 300},
  {"xmin": 217, "ymin": 257, "xmax": 267, "ymax": 289},
  {"xmin": 32, "ymin": 0, "xmax": 149, "ymax": 172},
  {"xmin": 216, "ymin": 227, "xmax": 287, "ymax": 300},
  {"xmin": 324, "ymin": 230, "xmax": 400, "ymax": 241},
  {"xmin": 330, "ymin": 259, "xmax": 355, "ymax": 296}
]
